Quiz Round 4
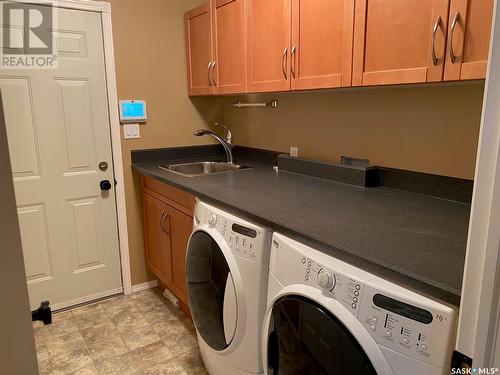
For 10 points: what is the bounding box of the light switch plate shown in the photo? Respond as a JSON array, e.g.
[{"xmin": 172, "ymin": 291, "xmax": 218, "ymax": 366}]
[
  {"xmin": 123, "ymin": 124, "xmax": 140, "ymax": 139},
  {"xmin": 290, "ymin": 146, "xmax": 299, "ymax": 157}
]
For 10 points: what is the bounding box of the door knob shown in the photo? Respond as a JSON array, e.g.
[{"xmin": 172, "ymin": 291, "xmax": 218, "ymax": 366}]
[{"xmin": 100, "ymin": 180, "xmax": 112, "ymax": 191}]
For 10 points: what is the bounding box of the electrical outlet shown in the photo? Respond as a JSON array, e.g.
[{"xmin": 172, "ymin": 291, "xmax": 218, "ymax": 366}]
[
  {"xmin": 123, "ymin": 124, "xmax": 140, "ymax": 139},
  {"xmin": 290, "ymin": 146, "xmax": 299, "ymax": 157}
]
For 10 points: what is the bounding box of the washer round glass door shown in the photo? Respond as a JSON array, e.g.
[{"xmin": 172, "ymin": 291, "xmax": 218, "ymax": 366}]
[
  {"xmin": 186, "ymin": 231, "xmax": 238, "ymax": 351},
  {"xmin": 267, "ymin": 296, "xmax": 376, "ymax": 374}
]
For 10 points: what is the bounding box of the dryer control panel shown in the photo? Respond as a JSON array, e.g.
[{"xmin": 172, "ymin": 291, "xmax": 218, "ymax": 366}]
[
  {"xmin": 195, "ymin": 202, "xmax": 271, "ymax": 263},
  {"xmin": 358, "ymin": 281, "xmax": 457, "ymax": 368}
]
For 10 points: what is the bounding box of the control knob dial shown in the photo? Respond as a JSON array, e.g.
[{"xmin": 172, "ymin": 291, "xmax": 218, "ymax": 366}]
[
  {"xmin": 208, "ymin": 212, "xmax": 217, "ymax": 228},
  {"xmin": 317, "ymin": 269, "xmax": 334, "ymax": 290}
]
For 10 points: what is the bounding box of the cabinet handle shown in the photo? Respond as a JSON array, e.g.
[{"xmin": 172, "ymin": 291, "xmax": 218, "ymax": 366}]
[
  {"xmin": 281, "ymin": 47, "xmax": 288, "ymax": 80},
  {"xmin": 449, "ymin": 12, "xmax": 461, "ymax": 64},
  {"xmin": 211, "ymin": 61, "xmax": 217, "ymax": 86},
  {"xmin": 291, "ymin": 45, "xmax": 296, "ymax": 79},
  {"xmin": 207, "ymin": 61, "xmax": 213, "ymax": 86},
  {"xmin": 431, "ymin": 15, "xmax": 442, "ymax": 66},
  {"xmin": 162, "ymin": 212, "xmax": 170, "ymax": 235},
  {"xmin": 160, "ymin": 212, "xmax": 166, "ymax": 232}
]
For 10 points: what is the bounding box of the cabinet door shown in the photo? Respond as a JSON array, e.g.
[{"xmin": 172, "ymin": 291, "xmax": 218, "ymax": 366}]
[
  {"xmin": 247, "ymin": 0, "xmax": 292, "ymax": 92},
  {"xmin": 142, "ymin": 193, "xmax": 172, "ymax": 286},
  {"xmin": 212, "ymin": 0, "xmax": 247, "ymax": 94},
  {"xmin": 291, "ymin": 0, "xmax": 355, "ymax": 90},
  {"xmin": 185, "ymin": 3, "xmax": 214, "ymax": 95},
  {"xmin": 167, "ymin": 205, "xmax": 193, "ymax": 305},
  {"xmin": 444, "ymin": 0, "xmax": 494, "ymax": 80},
  {"xmin": 352, "ymin": 0, "xmax": 449, "ymax": 86}
]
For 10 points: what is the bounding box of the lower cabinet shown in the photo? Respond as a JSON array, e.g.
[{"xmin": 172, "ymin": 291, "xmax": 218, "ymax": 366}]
[
  {"xmin": 142, "ymin": 193, "xmax": 172, "ymax": 286},
  {"xmin": 141, "ymin": 176, "xmax": 195, "ymax": 317},
  {"xmin": 167, "ymin": 206, "xmax": 193, "ymax": 304}
]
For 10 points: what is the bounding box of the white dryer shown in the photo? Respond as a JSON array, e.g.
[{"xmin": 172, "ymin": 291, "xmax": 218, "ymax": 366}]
[
  {"xmin": 263, "ymin": 233, "xmax": 458, "ymax": 375},
  {"xmin": 186, "ymin": 200, "xmax": 272, "ymax": 375}
]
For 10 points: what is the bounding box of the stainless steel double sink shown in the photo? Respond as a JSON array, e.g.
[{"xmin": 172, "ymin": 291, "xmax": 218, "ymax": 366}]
[{"xmin": 159, "ymin": 161, "xmax": 250, "ymax": 177}]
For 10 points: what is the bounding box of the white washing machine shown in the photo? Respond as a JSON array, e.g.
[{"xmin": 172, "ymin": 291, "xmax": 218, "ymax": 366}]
[
  {"xmin": 263, "ymin": 233, "xmax": 458, "ymax": 375},
  {"xmin": 186, "ymin": 200, "xmax": 272, "ymax": 375}
]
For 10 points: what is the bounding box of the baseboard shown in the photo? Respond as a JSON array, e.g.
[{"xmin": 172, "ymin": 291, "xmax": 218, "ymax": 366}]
[{"xmin": 131, "ymin": 280, "xmax": 158, "ymax": 293}]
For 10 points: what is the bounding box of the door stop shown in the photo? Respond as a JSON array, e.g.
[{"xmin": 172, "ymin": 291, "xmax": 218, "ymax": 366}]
[{"xmin": 31, "ymin": 301, "xmax": 52, "ymax": 325}]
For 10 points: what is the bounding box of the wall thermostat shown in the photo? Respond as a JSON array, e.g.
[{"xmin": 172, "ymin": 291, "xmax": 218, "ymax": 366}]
[{"xmin": 119, "ymin": 100, "xmax": 147, "ymax": 124}]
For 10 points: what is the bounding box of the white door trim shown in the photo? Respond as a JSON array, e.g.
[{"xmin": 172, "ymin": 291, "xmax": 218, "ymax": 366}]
[
  {"xmin": 101, "ymin": 4, "xmax": 133, "ymax": 296},
  {"xmin": 6, "ymin": 0, "xmax": 132, "ymax": 296},
  {"xmin": 456, "ymin": 0, "xmax": 500, "ymax": 367}
]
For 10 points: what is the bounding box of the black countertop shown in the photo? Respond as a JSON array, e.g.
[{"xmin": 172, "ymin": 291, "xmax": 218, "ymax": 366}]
[{"xmin": 132, "ymin": 150, "xmax": 470, "ymax": 306}]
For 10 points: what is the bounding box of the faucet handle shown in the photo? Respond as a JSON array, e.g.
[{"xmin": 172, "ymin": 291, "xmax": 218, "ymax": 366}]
[{"xmin": 215, "ymin": 122, "xmax": 232, "ymax": 145}]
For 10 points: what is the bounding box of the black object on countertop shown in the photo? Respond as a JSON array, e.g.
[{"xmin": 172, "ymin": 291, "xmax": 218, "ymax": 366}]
[
  {"xmin": 277, "ymin": 154, "xmax": 473, "ymax": 203},
  {"xmin": 132, "ymin": 145, "xmax": 471, "ymax": 306},
  {"xmin": 277, "ymin": 154, "xmax": 379, "ymax": 188}
]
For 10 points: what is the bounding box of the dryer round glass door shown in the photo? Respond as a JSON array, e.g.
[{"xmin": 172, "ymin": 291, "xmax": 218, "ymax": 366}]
[
  {"xmin": 267, "ymin": 296, "xmax": 376, "ymax": 375},
  {"xmin": 186, "ymin": 231, "xmax": 238, "ymax": 351}
]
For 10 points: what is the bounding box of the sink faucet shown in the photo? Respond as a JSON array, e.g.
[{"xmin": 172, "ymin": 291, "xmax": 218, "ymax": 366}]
[{"xmin": 194, "ymin": 123, "xmax": 234, "ymax": 164}]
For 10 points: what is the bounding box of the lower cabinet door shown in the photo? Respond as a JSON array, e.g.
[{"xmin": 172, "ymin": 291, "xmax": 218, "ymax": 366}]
[
  {"xmin": 142, "ymin": 193, "xmax": 172, "ymax": 286},
  {"xmin": 167, "ymin": 205, "xmax": 193, "ymax": 305}
]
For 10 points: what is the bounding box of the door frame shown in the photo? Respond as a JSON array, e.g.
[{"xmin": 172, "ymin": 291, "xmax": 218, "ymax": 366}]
[
  {"xmin": 456, "ymin": 0, "xmax": 500, "ymax": 367},
  {"xmin": 8, "ymin": 0, "xmax": 132, "ymax": 296}
]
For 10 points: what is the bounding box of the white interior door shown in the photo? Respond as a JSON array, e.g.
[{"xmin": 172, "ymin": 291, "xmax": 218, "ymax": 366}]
[{"xmin": 0, "ymin": 7, "xmax": 122, "ymax": 310}]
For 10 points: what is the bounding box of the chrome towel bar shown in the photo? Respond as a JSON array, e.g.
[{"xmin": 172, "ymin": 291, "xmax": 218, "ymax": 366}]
[{"xmin": 231, "ymin": 100, "xmax": 278, "ymax": 109}]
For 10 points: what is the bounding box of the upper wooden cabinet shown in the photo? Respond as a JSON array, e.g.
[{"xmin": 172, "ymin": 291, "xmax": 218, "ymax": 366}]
[
  {"xmin": 246, "ymin": 0, "xmax": 356, "ymax": 92},
  {"xmin": 185, "ymin": 0, "xmax": 493, "ymax": 95},
  {"xmin": 185, "ymin": 0, "xmax": 247, "ymax": 95},
  {"xmin": 291, "ymin": 0, "xmax": 355, "ymax": 89},
  {"xmin": 246, "ymin": 0, "xmax": 292, "ymax": 92},
  {"xmin": 185, "ymin": 3, "xmax": 214, "ymax": 95},
  {"xmin": 444, "ymin": 0, "xmax": 494, "ymax": 81},
  {"xmin": 212, "ymin": 0, "xmax": 247, "ymax": 94},
  {"xmin": 353, "ymin": 0, "xmax": 450, "ymax": 86}
]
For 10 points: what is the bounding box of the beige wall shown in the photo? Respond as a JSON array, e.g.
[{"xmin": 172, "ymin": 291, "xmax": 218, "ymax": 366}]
[
  {"xmin": 221, "ymin": 83, "xmax": 484, "ymax": 180},
  {"xmin": 109, "ymin": 0, "xmax": 221, "ymax": 285}
]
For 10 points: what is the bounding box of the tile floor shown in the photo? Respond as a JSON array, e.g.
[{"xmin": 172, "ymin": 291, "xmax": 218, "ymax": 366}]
[{"xmin": 33, "ymin": 288, "xmax": 207, "ymax": 375}]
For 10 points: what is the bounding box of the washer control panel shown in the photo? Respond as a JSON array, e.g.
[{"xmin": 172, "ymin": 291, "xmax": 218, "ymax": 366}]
[
  {"xmin": 299, "ymin": 254, "xmax": 365, "ymax": 317},
  {"xmin": 195, "ymin": 202, "xmax": 270, "ymax": 263},
  {"xmin": 358, "ymin": 282, "xmax": 457, "ymax": 368},
  {"xmin": 228, "ymin": 227, "xmax": 257, "ymax": 261}
]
